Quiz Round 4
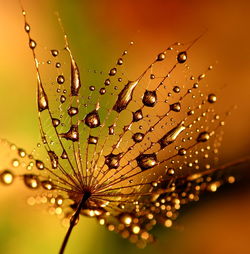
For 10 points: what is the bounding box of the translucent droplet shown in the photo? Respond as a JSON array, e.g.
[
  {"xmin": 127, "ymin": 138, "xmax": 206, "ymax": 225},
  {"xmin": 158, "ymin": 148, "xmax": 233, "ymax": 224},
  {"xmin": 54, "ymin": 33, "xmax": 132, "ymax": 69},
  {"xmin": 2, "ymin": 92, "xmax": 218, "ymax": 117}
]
[
  {"xmin": 142, "ymin": 90, "xmax": 157, "ymax": 107},
  {"xmin": 85, "ymin": 110, "xmax": 101, "ymax": 128},
  {"xmin": 38, "ymin": 81, "xmax": 49, "ymax": 112},
  {"xmin": 52, "ymin": 118, "xmax": 60, "ymax": 127},
  {"xmin": 60, "ymin": 95, "xmax": 66, "ymax": 103},
  {"xmin": 113, "ymin": 80, "xmax": 139, "ymax": 113},
  {"xmin": 104, "ymin": 79, "xmax": 110, "ymax": 86},
  {"xmin": 68, "ymin": 107, "xmax": 78, "ymax": 116},
  {"xmin": 12, "ymin": 159, "xmax": 19, "ymax": 168},
  {"xmin": 60, "ymin": 125, "xmax": 79, "ymax": 142},
  {"xmin": 178, "ymin": 148, "xmax": 187, "ymax": 156},
  {"xmin": 117, "ymin": 58, "xmax": 123, "ymax": 65},
  {"xmin": 133, "ymin": 109, "xmax": 143, "ymax": 122},
  {"xmin": 105, "ymin": 153, "xmax": 123, "ymax": 169},
  {"xmin": 35, "ymin": 160, "xmax": 45, "ymax": 170},
  {"xmin": 41, "ymin": 180, "xmax": 54, "ymax": 190},
  {"xmin": 18, "ymin": 148, "xmax": 26, "ymax": 158},
  {"xmin": 57, "ymin": 75, "xmax": 65, "ymax": 84},
  {"xmin": 70, "ymin": 58, "xmax": 81, "ymax": 96},
  {"xmin": 120, "ymin": 214, "xmax": 132, "ymax": 225},
  {"xmin": 29, "ymin": 39, "xmax": 36, "ymax": 49},
  {"xmin": 173, "ymin": 86, "xmax": 180, "ymax": 93},
  {"xmin": 197, "ymin": 131, "xmax": 210, "ymax": 142},
  {"xmin": 99, "ymin": 88, "xmax": 106, "ymax": 95},
  {"xmin": 61, "ymin": 150, "xmax": 68, "ymax": 159},
  {"xmin": 159, "ymin": 124, "xmax": 186, "ymax": 148},
  {"xmin": 88, "ymin": 136, "xmax": 98, "ymax": 145},
  {"xmin": 136, "ymin": 154, "xmax": 157, "ymax": 171},
  {"xmin": 48, "ymin": 151, "xmax": 58, "ymax": 169},
  {"xmin": 157, "ymin": 52, "xmax": 165, "ymax": 61},
  {"xmin": 24, "ymin": 23, "xmax": 30, "ymax": 33},
  {"xmin": 51, "ymin": 49, "xmax": 59, "ymax": 57},
  {"xmin": 177, "ymin": 51, "xmax": 187, "ymax": 63},
  {"xmin": 24, "ymin": 174, "xmax": 40, "ymax": 189},
  {"xmin": 109, "ymin": 68, "xmax": 117, "ymax": 76},
  {"xmin": 0, "ymin": 170, "xmax": 14, "ymax": 185},
  {"xmin": 132, "ymin": 133, "xmax": 144, "ymax": 143},
  {"xmin": 56, "ymin": 62, "xmax": 61, "ymax": 68},
  {"xmin": 208, "ymin": 94, "xmax": 217, "ymax": 103},
  {"xmin": 170, "ymin": 102, "xmax": 181, "ymax": 112}
]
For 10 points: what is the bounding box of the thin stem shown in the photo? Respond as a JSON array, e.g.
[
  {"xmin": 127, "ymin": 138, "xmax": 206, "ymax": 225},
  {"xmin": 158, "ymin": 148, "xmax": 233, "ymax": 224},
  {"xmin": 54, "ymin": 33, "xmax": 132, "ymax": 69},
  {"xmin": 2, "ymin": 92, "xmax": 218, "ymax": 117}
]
[{"xmin": 59, "ymin": 192, "xmax": 91, "ymax": 254}]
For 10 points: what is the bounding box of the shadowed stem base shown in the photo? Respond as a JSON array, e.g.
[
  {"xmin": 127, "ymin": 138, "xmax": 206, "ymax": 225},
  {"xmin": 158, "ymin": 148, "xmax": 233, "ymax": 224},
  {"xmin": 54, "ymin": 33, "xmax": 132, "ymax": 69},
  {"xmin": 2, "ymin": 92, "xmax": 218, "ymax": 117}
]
[{"xmin": 59, "ymin": 192, "xmax": 91, "ymax": 254}]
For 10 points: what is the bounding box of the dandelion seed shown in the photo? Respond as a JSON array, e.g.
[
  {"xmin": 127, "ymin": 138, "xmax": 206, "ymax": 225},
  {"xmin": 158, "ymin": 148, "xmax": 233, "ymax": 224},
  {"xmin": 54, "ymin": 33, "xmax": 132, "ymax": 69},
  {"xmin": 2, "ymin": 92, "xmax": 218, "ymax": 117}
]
[{"xmin": 0, "ymin": 5, "xmax": 250, "ymax": 254}]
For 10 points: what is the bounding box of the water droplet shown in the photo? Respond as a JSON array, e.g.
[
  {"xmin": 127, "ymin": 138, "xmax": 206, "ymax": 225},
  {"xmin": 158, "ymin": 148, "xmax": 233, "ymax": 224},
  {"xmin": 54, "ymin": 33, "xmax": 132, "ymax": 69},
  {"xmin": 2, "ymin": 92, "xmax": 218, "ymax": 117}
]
[
  {"xmin": 157, "ymin": 52, "xmax": 165, "ymax": 61},
  {"xmin": 132, "ymin": 133, "xmax": 144, "ymax": 143},
  {"xmin": 41, "ymin": 180, "xmax": 54, "ymax": 190},
  {"xmin": 113, "ymin": 80, "xmax": 139, "ymax": 113},
  {"xmin": 57, "ymin": 75, "xmax": 65, "ymax": 84},
  {"xmin": 89, "ymin": 86, "xmax": 95, "ymax": 91},
  {"xmin": 61, "ymin": 150, "xmax": 68, "ymax": 159},
  {"xmin": 85, "ymin": 110, "xmax": 101, "ymax": 128},
  {"xmin": 117, "ymin": 58, "xmax": 123, "ymax": 65},
  {"xmin": 142, "ymin": 90, "xmax": 157, "ymax": 107},
  {"xmin": 159, "ymin": 124, "xmax": 186, "ymax": 148},
  {"xmin": 51, "ymin": 49, "xmax": 59, "ymax": 57},
  {"xmin": 99, "ymin": 88, "xmax": 106, "ymax": 95},
  {"xmin": 109, "ymin": 68, "xmax": 117, "ymax": 76},
  {"xmin": 109, "ymin": 125, "xmax": 115, "ymax": 135},
  {"xmin": 133, "ymin": 109, "xmax": 143, "ymax": 122},
  {"xmin": 38, "ymin": 81, "xmax": 49, "ymax": 112},
  {"xmin": 170, "ymin": 102, "xmax": 181, "ymax": 112},
  {"xmin": 178, "ymin": 148, "xmax": 187, "ymax": 156},
  {"xmin": 208, "ymin": 94, "xmax": 217, "ymax": 103},
  {"xmin": 0, "ymin": 170, "xmax": 14, "ymax": 185},
  {"xmin": 70, "ymin": 58, "xmax": 81, "ymax": 96},
  {"xmin": 48, "ymin": 151, "xmax": 59, "ymax": 169},
  {"xmin": 29, "ymin": 39, "xmax": 36, "ymax": 49},
  {"xmin": 52, "ymin": 118, "xmax": 60, "ymax": 127},
  {"xmin": 173, "ymin": 86, "xmax": 180, "ymax": 93},
  {"xmin": 35, "ymin": 160, "xmax": 45, "ymax": 170},
  {"xmin": 136, "ymin": 154, "xmax": 157, "ymax": 171},
  {"xmin": 56, "ymin": 62, "xmax": 61, "ymax": 68},
  {"xmin": 60, "ymin": 95, "xmax": 66, "ymax": 103},
  {"xmin": 177, "ymin": 51, "xmax": 187, "ymax": 63},
  {"xmin": 104, "ymin": 79, "xmax": 110, "ymax": 86},
  {"xmin": 12, "ymin": 159, "xmax": 19, "ymax": 167},
  {"xmin": 68, "ymin": 107, "xmax": 78, "ymax": 116},
  {"xmin": 88, "ymin": 136, "xmax": 98, "ymax": 145},
  {"xmin": 120, "ymin": 214, "xmax": 132, "ymax": 225},
  {"xmin": 105, "ymin": 153, "xmax": 123, "ymax": 169},
  {"xmin": 18, "ymin": 148, "xmax": 26, "ymax": 158},
  {"xmin": 24, "ymin": 23, "xmax": 30, "ymax": 33},
  {"xmin": 60, "ymin": 125, "xmax": 79, "ymax": 142},
  {"xmin": 24, "ymin": 174, "xmax": 40, "ymax": 189},
  {"xmin": 197, "ymin": 131, "xmax": 210, "ymax": 142}
]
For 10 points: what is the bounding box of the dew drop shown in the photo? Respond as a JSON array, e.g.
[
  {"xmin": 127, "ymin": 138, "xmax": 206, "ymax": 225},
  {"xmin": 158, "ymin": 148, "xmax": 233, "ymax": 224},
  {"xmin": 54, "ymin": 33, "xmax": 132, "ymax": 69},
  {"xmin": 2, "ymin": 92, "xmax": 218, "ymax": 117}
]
[
  {"xmin": 109, "ymin": 125, "xmax": 115, "ymax": 135},
  {"xmin": 38, "ymin": 81, "xmax": 49, "ymax": 112},
  {"xmin": 170, "ymin": 102, "xmax": 181, "ymax": 112},
  {"xmin": 12, "ymin": 159, "xmax": 19, "ymax": 168},
  {"xmin": 88, "ymin": 136, "xmax": 98, "ymax": 145},
  {"xmin": 178, "ymin": 148, "xmax": 187, "ymax": 156},
  {"xmin": 52, "ymin": 118, "xmax": 60, "ymax": 127},
  {"xmin": 117, "ymin": 58, "xmax": 123, "ymax": 65},
  {"xmin": 99, "ymin": 88, "xmax": 106, "ymax": 95},
  {"xmin": 132, "ymin": 133, "xmax": 144, "ymax": 143},
  {"xmin": 29, "ymin": 39, "xmax": 36, "ymax": 49},
  {"xmin": 41, "ymin": 180, "xmax": 54, "ymax": 190},
  {"xmin": 48, "ymin": 151, "xmax": 58, "ymax": 169},
  {"xmin": 159, "ymin": 124, "xmax": 186, "ymax": 148},
  {"xmin": 60, "ymin": 125, "xmax": 79, "ymax": 142},
  {"xmin": 56, "ymin": 62, "xmax": 61, "ymax": 68},
  {"xmin": 197, "ymin": 131, "xmax": 210, "ymax": 142},
  {"xmin": 113, "ymin": 80, "xmax": 139, "ymax": 113},
  {"xmin": 24, "ymin": 23, "xmax": 30, "ymax": 33},
  {"xmin": 85, "ymin": 110, "xmax": 101, "ymax": 128},
  {"xmin": 24, "ymin": 174, "xmax": 40, "ymax": 189},
  {"xmin": 109, "ymin": 68, "xmax": 117, "ymax": 76},
  {"xmin": 173, "ymin": 86, "xmax": 180, "ymax": 93},
  {"xmin": 35, "ymin": 160, "xmax": 45, "ymax": 170},
  {"xmin": 142, "ymin": 90, "xmax": 157, "ymax": 107},
  {"xmin": 157, "ymin": 52, "xmax": 165, "ymax": 61},
  {"xmin": 51, "ymin": 49, "xmax": 59, "ymax": 57},
  {"xmin": 177, "ymin": 51, "xmax": 187, "ymax": 63},
  {"xmin": 208, "ymin": 94, "xmax": 217, "ymax": 103},
  {"xmin": 68, "ymin": 107, "xmax": 78, "ymax": 116},
  {"xmin": 105, "ymin": 153, "xmax": 123, "ymax": 169},
  {"xmin": 61, "ymin": 150, "xmax": 68, "ymax": 159},
  {"xmin": 136, "ymin": 154, "xmax": 157, "ymax": 171},
  {"xmin": 70, "ymin": 57, "xmax": 81, "ymax": 96},
  {"xmin": 0, "ymin": 170, "xmax": 14, "ymax": 185},
  {"xmin": 133, "ymin": 109, "xmax": 143, "ymax": 122},
  {"xmin": 60, "ymin": 95, "xmax": 66, "ymax": 103},
  {"xmin": 104, "ymin": 79, "xmax": 111, "ymax": 86},
  {"xmin": 57, "ymin": 75, "xmax": 65, "ymax": 85},
  {"xmin": 18, "ymin": 148, "xmax": 26, "ymax": 158}
]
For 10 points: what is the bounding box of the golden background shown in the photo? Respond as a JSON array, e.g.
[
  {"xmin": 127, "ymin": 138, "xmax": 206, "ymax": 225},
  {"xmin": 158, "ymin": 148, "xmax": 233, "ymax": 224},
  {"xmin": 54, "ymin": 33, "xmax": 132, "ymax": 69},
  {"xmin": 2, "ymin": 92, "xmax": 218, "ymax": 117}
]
[{"xmin": 0, "ymin": 0, "xmax": 249, "ymax": 253}]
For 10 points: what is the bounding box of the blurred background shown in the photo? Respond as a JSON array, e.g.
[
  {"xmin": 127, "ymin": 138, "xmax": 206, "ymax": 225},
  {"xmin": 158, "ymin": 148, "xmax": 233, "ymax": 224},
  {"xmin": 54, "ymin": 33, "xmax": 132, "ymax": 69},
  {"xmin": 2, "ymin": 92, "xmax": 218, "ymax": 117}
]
[{"xmin": 0, "ymin": 0, "xmax": 249, "ymax": 253}]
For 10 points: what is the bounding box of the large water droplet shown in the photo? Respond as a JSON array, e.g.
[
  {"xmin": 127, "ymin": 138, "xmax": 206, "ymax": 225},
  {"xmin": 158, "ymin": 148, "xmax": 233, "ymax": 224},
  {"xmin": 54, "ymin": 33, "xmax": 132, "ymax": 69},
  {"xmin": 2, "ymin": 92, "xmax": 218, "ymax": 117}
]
[
  {"xmin": 85, "ymin": 110, "xmax": 101, "ymax": 128},
  {"xmin": 105, "ymin": 153, "xmax": 123, "ymax": 169},
  {"xmin": 142, "ymin": 90, "xmax": 157, "ymax": 107},
  {"xmin": 113, "ymin": 80, "xmax": 139, "ymax": 113},
  {"xmin": 60, "ymin": 125, "xmax": 79, "ymax": 142},
  {"xmin": 136, "ymin": 154, "xmax": 157, "ymax": 171}
]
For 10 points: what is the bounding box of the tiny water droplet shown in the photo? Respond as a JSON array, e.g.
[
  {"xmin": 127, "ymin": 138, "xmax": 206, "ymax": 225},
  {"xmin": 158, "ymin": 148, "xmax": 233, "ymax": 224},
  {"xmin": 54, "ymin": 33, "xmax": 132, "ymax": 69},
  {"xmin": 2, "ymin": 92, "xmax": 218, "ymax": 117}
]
[
  {"xmin": 109, "ymin": 68, "xmax": 117, "ymax": 76},
  {"xmin": 68, "ymin": 107, "xmax": 78, "ymax": 116},
  {"xmin": 117, "ymin": 58, "xmax": 123, "ymax": 65},
  {"xmin": 170, "ymin": 102, "xmax": 181, "ymax": 112},
  {"xmin": 132, "ymin": 133, "xmax": 144, "ymax": 143},
  {"xmin": 24, "ymin": 174, "xmax": 40, "ymax": 189},
  {"xmin": 52, "ymin": 118, "xmax": 60, "ymax": 127},
  {"xmin": 197, "ymin": 131, "xmax": 210, "ymax": 142},
  {"xmin": 178, "ymin": 148, "xmax": 187, "ymax": 156},
  {"xmin": 177, "ymin": 51, "xmax": 187, "ymax": 63},
  {"xmin": 48, "ymin": 151, "xmax": 58, "ymax": 169},
  {"xmin": 29, "ymin": 39, "xmax": 36, "ymax": 49},
  {"xmin": 57, "ymin": 75, "xmax": 65, "ymax": 84},
  {"xmin": 157, "ymin": 53, "xmax": 165, "ymax": 61},
  {"xmin": 105, "ymin": 153, "xmax": 122, "ymax": 169},
  {"xmin": 60, "ymin": 95, "xmax": 66, "ymax": 103},
  {"xmin": 208, "ymin": 94, "xmax": 217, "ymax": 103},
  {"xmin": 133, "ymin": 109, "xmax": 143, "ymax": 122},
  {"xmin": 41, "ymin": 180, "xmax": 54, "ymax": 190},
  {"xmin": 35, "ymin": 160, "xmax": 45, "ymax": 170},
  {"xmin": 24, "ymin": 23, "xmax": 30, "ymax": 33},
  {"xmin": 51, "ymin": 49, "xmax": 59, "ymax": 57},
  {"xmin": 88, "ymin": 136, "xmax": 98, "ymax": 145},
  {"xmin": 0, "ymin": 170, "xmax": 14, "ymax": 185}
]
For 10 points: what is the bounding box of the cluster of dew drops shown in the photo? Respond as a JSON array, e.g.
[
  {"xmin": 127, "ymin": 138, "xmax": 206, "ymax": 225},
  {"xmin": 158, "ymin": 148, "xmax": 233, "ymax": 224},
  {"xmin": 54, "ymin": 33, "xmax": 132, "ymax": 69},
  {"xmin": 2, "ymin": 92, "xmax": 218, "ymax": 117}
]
[{"xmin": 0, "ymin": 10, "xmax": 237, "ymax": 248}]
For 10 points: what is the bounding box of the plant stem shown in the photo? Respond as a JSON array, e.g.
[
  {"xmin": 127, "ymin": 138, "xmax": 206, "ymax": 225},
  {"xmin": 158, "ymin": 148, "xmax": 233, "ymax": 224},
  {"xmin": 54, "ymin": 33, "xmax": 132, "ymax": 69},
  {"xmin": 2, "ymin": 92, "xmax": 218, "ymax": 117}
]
[{"xmin": 59, "ymin": 192, "xmax": 91, "ymax": 254}]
